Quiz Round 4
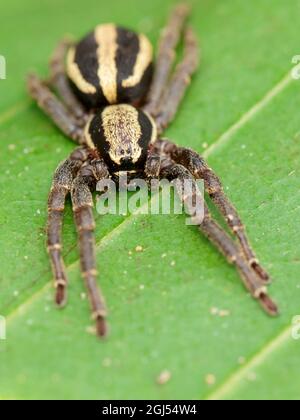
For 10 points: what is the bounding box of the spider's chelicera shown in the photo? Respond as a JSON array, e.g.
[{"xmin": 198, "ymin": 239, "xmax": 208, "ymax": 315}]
[{"xmin": 27, "ymin": 4, "xmax": 278, "ymax": 338}]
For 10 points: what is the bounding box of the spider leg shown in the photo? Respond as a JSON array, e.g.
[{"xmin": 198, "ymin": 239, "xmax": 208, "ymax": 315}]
[
  {"xmin": 47, "ymin": 147, "xmax": 88, "ymax": 307},
  {"xmin": 145, "ymin": 144, "xmax": 162, "ymax": 178},
  {"xmin": 27, "ymin": 73, "xmax": 85, "ymax": 143},
  {"xmin": 49, "ymin": 37, "xmax": 87, "ymax": 122},
  {"xmin": 144, "ymin": 3, "xmax": 191, "ymax": 116},
  {"xmin": 160, "ymin": 162, "xmax": 278, "ymax": 316},
  {"xmin": 71, "ymin": 159, "xmax": 110, "ymax": 337},
  {"xmin": 158, "ymin": 139, "xmax": 271, "ymax": 284},
  {"xmin": 154, "ymin": 27, "xmax": 199, "ymax": 133}
]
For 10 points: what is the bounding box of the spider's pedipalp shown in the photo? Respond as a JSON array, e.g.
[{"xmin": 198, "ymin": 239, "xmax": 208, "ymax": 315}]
[
  {"xmin": 71, "ymin": 159, "xmax": 110, "ymax": 338},
  {"xmin": 47, "ymin": 147, "xmax": 88, "ymax": 307},
  {"xmin": 145, "ymin": 145, "xmax": 161, "ymax": 178}
]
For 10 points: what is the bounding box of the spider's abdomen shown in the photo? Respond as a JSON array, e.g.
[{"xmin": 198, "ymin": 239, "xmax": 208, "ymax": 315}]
[
  {"xmin": 66, "ymin": 24, "xmax": 153, "ymax": 108},
  {"xmin": 85, "ymin": 104, "xmax": 157, "ymax": 171}
]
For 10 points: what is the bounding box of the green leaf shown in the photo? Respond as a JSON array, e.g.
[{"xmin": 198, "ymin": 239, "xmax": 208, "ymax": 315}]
[{"xmin": 0, "ymin": 0, "xmax": 300, "ymax": 400}]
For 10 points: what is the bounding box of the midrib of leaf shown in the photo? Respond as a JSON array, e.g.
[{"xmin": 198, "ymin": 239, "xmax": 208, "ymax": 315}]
[{"xmin": 1, "ymin": 66, "xmax": 296, "ymax": 400}]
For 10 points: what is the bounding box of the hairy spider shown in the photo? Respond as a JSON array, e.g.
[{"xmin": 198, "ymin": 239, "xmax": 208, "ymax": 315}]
[{"xmin": 27, "ymin": 4, "xmax": 278, "ymax": 338}]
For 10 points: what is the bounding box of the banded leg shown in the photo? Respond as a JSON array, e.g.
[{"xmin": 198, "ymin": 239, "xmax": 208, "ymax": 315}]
[
  {"xmin": 71, "ymin": 159, "xmax": 110, "ymax": 337},
  {"xmin": 154, "ymin": 27, "xmax": 199, "ymax": 133},
  {"xmin": 49, "ymin": 38, "xmax": 86, "ymax": 121},
  {"xmin": 144, "ymin": 3, "xmax": 190, "ymax": 115},
  {"xmin": 160, "ymin": 140, "xmax": 271, "ymax": 283},
  {"xmin": 47, "ymin": 147, "xmax": 88, "ymax": 306},
  {"xmin": 200, "ymin": 210, "xmax": 278, "ymax": 315},
  {"xmin": 160, "ymin": 163, "xmax": 278, "ymax": 316},
  {"xmin": 27, "ymin": 73, "xmax": 84, "ymax": 143}
]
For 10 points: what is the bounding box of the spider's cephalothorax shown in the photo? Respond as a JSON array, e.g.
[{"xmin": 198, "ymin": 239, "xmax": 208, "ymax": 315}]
[
  {"xmin": 66, "ymin": 24, "xmax": 153, "ymax": 108},
  {"xmin": 28, "ymin": 4, "xmax": 278, "ymax": 338},
  {"xmin": 85, "ymin": 104, "xmax": 157, "ymax": 171}
]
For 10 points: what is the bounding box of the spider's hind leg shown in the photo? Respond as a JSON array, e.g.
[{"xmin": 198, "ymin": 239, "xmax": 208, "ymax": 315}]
[
  {"xmin": 154, "ymin": 26, "xmax": 199, "ymax": 133},
  {"xmin": 144, "ymin": 3, "xmax": 191, "ymax": 116},
  {"xmin": 49, "ymin": 37, "xmax": 86, "ymax": 121},
  {"xmin": 160, "ymin": 162, "xmax": 278, "ymax": 316},
  {"xmin": 27, "ymin": 73, "xmax": 85, "ymax": 143}
]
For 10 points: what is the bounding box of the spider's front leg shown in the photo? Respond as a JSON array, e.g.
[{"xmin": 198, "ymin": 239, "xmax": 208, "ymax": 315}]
[
  {"xmin": 161, "ymin": 140, "xmax": 271, "ymax": 284},
  {"xmin": 71, "ymin": 158, "xmax": 110, "ymax": 337},
  {"xmin": 160, "ymin": 162, "xmax": 278, "ymax": 316},
  {"xmin": 47, "ymin": 147, "xmax": 88, "ymax": 306}
]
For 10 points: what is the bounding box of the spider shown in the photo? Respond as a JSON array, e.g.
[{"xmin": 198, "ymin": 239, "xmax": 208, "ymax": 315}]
[{"xmin": 27, "ymin": 4, "xmax": 278, "ymax": 338}]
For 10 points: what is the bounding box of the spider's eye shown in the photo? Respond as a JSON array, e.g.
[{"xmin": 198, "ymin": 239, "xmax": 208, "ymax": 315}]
[{"xmin": 120, "ymin": 149, "xmax": 125, "ymax": 155}]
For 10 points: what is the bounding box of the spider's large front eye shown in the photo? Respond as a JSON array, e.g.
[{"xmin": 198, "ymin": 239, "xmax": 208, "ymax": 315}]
[{"xmin": 85, "ymin": 104, "xmax": 157, "ymax": 171}]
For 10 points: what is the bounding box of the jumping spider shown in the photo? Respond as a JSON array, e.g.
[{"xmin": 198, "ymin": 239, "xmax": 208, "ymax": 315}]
[{"xmin": 27, "ymin": 4, "xmax": 278, "ymax": 338}]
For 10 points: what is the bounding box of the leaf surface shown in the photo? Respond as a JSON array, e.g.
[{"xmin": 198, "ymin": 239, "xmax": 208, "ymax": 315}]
[{"xmin": 0, "ymin": 0, "xmax": 299, "ymax": 400}]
